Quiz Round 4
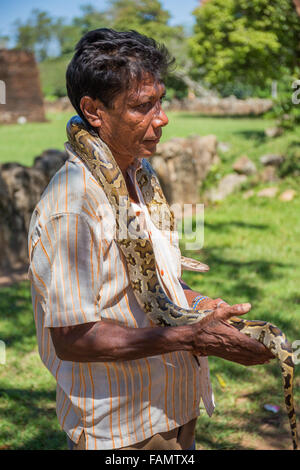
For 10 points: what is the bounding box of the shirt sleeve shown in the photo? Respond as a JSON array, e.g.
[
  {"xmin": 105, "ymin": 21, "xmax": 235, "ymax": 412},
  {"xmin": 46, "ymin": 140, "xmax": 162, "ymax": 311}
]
[{"xmin": 29, "ymin": 212, "xmax": 103, "ymax": 328}]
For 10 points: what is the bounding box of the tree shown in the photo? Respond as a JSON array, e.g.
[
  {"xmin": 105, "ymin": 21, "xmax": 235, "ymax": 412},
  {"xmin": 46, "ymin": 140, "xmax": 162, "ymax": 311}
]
[
  {"xmin": 189, "ymin": 0, "xmax": 300, "ymax": 92},
  {"xmin": 106, "ymin": 0, "xmax": 182, "ymax": 41},
  {"xmin": 72, "ymin": 4, "xmax": 109, "ymax": 36},
  {"xmin": 0, "ymin": 36, "xmax": 10, "ymax": 49},
  {"xmin": 53, "ymin": 19, "xmax": 83, "ymax": 56},
  {"xmin": 14, "ymin": 9, "xmax": 57, "ymax": 61}
]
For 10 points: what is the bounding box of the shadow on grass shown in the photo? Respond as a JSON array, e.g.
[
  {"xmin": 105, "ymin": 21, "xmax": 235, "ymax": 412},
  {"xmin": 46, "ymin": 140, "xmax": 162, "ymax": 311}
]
[
  {"xmin": 233, "ymin": 129, "xmax": 267, "ymax": 144},
  {"xmin": 18, "ymin": 430, "xmax": 67, "ymax": 451},
  {"xmin": 203, "ymin": 220, "xmax": 269, "ymax": 232},
  {"xmin": 0, "ymin": 387, "xmax": 67, "ymax": 450},
  {"xmin": 196, "ymin": 371, "xmax": 299, "ymax": 450},
  {"xmin": 171, "ymin": 112, "xmax": 269, "ymax": 121},
  {"xmin": 181, "ymin": 245, "xmax": 299, "ymax": 340},
  {"xmin": 289, "ymin": 294, "xmax": 300, "ymax": 305},
  {"xmin": 183, "ymin": 245, "xmax": 292, "ymax": 283},
  {"xmin": 196, "ymin": 406, "xmax": 299, "ymax": 450}
]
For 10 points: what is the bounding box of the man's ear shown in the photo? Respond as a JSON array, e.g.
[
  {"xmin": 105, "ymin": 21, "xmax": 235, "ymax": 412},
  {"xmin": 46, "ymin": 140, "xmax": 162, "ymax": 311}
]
[{"xmin": 80, "ymin": 96, "xmax": 103, "ymax": 128}]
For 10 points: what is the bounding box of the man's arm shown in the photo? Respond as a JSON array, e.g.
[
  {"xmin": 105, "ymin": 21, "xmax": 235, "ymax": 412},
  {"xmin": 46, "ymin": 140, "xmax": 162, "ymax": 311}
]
[
  {"xmin": 50, "ymin": 302, "xmax": 274, "ymax": 365},
  {"xmin": 180, "ymin": 278, "xmax": 226, "ymax": 310}
]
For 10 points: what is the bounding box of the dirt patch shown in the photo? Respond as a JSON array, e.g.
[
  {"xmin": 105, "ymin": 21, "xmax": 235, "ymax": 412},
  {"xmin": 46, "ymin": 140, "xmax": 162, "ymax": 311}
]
[{"xmin": 241, "ymin": 422, "xmax": 294, "ymax": 450}]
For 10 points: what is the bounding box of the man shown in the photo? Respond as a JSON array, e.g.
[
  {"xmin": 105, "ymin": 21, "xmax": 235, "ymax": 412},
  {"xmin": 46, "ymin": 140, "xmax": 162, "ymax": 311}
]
[{"xmin": 28, "ymin": 29, "xmax": 273, "ymax": 451}]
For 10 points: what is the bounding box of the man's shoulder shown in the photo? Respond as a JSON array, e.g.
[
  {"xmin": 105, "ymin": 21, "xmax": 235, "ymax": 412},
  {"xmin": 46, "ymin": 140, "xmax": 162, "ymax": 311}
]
[{"xmin": 31, "ymin": 155, "xmax": 108, "ymax": 230}]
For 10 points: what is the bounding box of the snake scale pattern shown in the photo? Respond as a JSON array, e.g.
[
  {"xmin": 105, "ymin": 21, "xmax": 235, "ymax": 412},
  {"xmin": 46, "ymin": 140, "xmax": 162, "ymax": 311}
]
[{"xmin": 66, "ymin": 115, "xmax": 298, "ymax": 450}]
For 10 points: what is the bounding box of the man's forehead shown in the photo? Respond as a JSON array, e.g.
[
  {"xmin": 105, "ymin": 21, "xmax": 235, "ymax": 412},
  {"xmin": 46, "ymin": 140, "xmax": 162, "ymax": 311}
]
[{"xmin": 127, "ymin": 79, "xmax": 165, "ymax": 100}]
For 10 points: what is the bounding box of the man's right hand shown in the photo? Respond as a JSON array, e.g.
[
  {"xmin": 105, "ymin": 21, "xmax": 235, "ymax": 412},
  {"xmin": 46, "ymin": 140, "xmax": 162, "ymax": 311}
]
[{"xmin": 191, "ymin": 302, "xmax": 275, "ymax": 366}]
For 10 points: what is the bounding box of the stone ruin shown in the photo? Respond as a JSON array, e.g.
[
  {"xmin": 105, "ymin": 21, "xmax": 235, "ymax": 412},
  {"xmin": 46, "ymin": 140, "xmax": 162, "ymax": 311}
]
[
  {"xmin": 0, "ymin": 49, "xmax": 46, "ymax": 124},
  {"xmin": 0, "ymin": 137, "xmax": 218, "ymax": 274},
  {"xmin": 150, "ymin": 135, "xmax": 219, "ymax": 205},
  {"xmin": 165, "ymin": 96, "xmax": 273, "ymax": 116},
  {"xmin": 0, "ymin": 149, "xmax": 68, "ymax": 274}
]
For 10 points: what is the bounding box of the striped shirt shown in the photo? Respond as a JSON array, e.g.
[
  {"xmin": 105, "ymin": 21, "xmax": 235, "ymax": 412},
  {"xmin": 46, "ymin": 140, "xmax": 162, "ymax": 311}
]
[{"xmin": 28, "ymin": 143, "xmax": 214, "ymax": 450}]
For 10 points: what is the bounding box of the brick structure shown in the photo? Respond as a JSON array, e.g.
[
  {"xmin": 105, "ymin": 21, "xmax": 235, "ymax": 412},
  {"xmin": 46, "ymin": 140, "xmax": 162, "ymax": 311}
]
[{"xmin": 0, "ymin": 49, "xmax": 46, "ymax": 124}]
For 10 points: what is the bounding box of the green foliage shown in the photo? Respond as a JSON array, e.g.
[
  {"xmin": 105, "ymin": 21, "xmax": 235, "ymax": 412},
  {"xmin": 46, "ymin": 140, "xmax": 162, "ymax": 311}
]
[
  {"xmin": 278, "ymin": 142, "xmax": 300, "ymax": 177},
  {"xmin": 189, "ymin": 0, "xmax": 300, "ymax": 92},
  {"xmin": 164, "ymin": 75, "xmax": 188, "ymax": 101},
  {"xmin": 72, "ymin": 4, "xmax": 109, "ymax": 35},
  {"xmin": 13, "ymin": 9, "xmax": 58, "ymax": 62},
  {"xmin": 53, "ymin": 20, "xmax": 83, "ymax": 56},
  {"xmin": 39, "ymin": 55, "xmax": 71, "ymax": 98},
  {"xmin": 200, "ymin": 163, "xmax": 222, "ymax": 192},
  {"xmin": 219, "ymin": 81, "xmax": 272, "ymax": 99},
  {"xmin": 267, "ymin": 69, "xmax": 300, "ymax": 131},
  {"xmin": 0, "ymin": 35, "xmax": 10, "ymax": 48},
  {"xmin": 106, "ymin": 0, "xmax": 182, "ymax": 41}
]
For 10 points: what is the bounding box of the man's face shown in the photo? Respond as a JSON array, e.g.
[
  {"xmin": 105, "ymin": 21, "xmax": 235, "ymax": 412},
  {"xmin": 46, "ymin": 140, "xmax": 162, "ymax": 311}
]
[{"xmin": 96, "ymin": 75, "xmax": 169, "ymax": 166}]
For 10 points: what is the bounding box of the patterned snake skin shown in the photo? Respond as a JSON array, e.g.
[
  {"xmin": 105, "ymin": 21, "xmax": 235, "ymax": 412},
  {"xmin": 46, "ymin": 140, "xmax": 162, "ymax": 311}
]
[{"xmin": 66, "ymin": 115, "xmax": 298, "ymax": 450}]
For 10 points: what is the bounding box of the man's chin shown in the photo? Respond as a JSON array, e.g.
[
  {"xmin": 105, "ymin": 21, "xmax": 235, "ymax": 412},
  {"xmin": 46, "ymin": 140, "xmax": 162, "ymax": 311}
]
[{"xmin": 140, "ymin": 142, "xmax": 159, "ymax": 157}]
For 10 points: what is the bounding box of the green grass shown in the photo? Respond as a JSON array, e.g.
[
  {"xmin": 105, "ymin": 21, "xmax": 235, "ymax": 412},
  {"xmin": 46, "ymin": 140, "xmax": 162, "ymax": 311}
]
[
  {"xmin": 0, "ymin": 111, "xmax": 72, "ymax": 166},
  {"xmin": 0, "ymin": 111, "xmax": 300, "ymax": 450},
  {"xmin": 180, "ymin": 194, "xmax": 300, "ymax": 449},
  {"xmin": 0, "ymin": 282, "xmax": 65, "ymax": 450}
]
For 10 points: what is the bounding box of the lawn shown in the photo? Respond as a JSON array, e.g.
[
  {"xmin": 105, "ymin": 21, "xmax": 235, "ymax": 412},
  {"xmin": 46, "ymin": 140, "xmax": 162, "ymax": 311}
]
[
  {"xmin": 0, "ymin": 111, "xmax": 299, "ymax": 450},
  {"xmin": 181, "ymin": 193, "xmax": 300, "ymax": 450}
]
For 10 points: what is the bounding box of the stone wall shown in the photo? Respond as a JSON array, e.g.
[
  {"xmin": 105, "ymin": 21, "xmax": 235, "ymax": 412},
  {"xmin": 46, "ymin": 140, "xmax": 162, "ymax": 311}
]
[
  {"xmin": 165, "ymin": 96, "xmax": 273, "ymax": 116},
  {"xmin": 0, "ymin": 49, "xmax": 46, "ymax": 124},
  {"xmin": 0, "ymin": 150, "xmax": 68, "ymax": 272},
  {"xmin": 150, "ymin": 135, "xmax": 219, "ymax": 205}
]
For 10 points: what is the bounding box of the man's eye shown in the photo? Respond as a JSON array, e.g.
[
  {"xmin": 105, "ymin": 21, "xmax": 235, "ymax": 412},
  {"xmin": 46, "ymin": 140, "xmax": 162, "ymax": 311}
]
[
  {"xmin": 136, "ymin": 102, "xmax": 151, "ymax": 110},
  {"xmin": 134, "ymin": 95, "xmax": 165, "ymax": 112}
]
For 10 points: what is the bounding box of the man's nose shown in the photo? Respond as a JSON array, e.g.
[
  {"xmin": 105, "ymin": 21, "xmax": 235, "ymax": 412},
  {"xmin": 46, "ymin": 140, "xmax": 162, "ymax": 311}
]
[{"xmin": 153, "ymin": 103, "xmax": 169, "ymax": 128}]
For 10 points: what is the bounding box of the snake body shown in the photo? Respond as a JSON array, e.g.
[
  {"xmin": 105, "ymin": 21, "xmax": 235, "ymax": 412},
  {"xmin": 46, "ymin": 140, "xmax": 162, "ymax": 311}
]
[{"xmin": 66, "ymin": 115, "xmax": 298, "ymax": 450}]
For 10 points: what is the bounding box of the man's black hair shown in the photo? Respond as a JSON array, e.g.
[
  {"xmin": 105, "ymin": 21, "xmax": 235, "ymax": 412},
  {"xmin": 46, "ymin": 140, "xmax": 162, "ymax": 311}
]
[{"xmin": 66, "ymin": 28, "xmax": 174, "ymax": 122}]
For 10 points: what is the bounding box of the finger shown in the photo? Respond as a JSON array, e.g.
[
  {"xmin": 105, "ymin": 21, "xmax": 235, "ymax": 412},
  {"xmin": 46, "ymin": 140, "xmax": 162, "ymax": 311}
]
[
  {"xmin": 216, "ymin": 300, "xmax": 229, "ymax": 308},
  {"xmin": 215, "ymin": 303, "xmax": 252, "ymax": 321}
]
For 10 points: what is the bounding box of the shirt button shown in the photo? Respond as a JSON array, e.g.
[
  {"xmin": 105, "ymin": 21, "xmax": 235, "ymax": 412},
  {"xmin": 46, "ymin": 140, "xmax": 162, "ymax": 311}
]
[{"xmin": 161, "ymin": 269, "xmax": 164, "ymax": 276}]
